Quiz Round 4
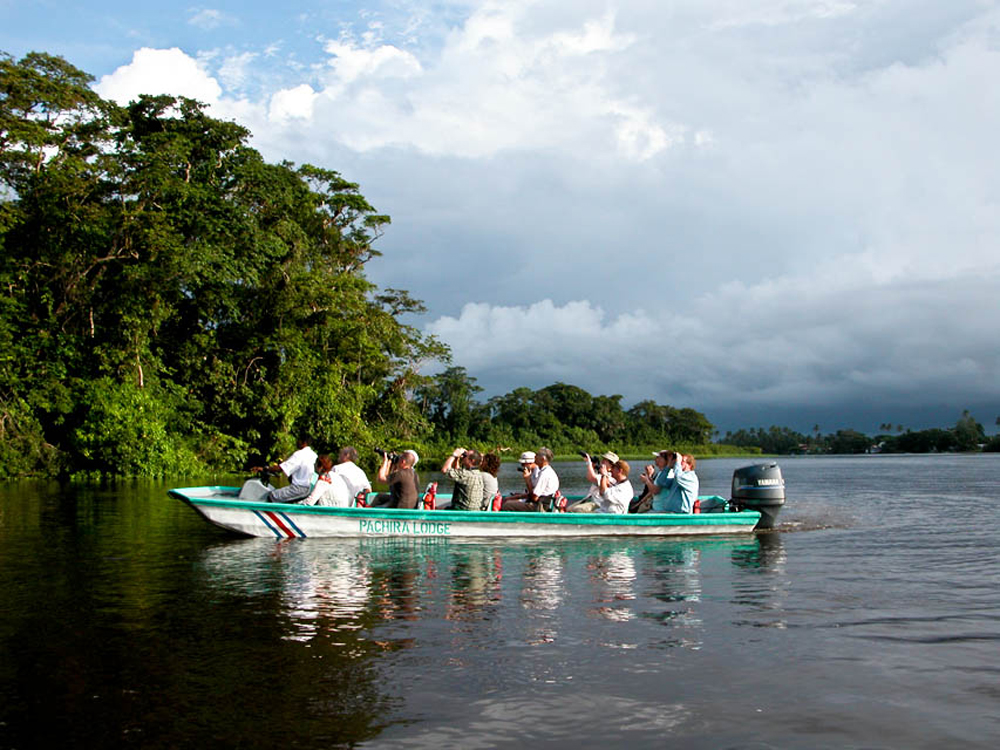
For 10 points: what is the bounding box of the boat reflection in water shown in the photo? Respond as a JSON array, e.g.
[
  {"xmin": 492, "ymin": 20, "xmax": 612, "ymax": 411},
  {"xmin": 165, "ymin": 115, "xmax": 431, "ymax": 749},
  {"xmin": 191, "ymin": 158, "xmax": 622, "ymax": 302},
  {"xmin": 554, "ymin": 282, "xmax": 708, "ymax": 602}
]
[{"xmin": 195, "ymin": 534, "xmax": 785, "ymax": 647}]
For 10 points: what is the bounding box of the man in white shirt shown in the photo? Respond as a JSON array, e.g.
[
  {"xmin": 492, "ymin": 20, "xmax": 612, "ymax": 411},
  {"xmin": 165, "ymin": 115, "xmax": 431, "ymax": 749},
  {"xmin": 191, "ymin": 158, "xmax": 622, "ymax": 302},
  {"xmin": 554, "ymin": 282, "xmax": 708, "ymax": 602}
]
[
  {"xmin": 331, "ymin": 446, "xmax": 371, "ymax": 504},
  {"xmin": 502, "ymin": 447, "xmax": 560, "ymax": 512},
  {"xmin": 258, "ymin": 436, "xmax": 317, "ymax": 503},
  {"xmin": 568, "ymin": 460, "xmax": 634, "ymax": 514}
]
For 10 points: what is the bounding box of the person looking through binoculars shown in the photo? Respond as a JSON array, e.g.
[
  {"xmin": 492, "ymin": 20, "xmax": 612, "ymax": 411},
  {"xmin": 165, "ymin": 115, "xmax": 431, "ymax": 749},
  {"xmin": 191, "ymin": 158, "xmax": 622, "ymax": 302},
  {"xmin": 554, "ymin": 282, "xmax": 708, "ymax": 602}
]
[{"xmin": 441, "ymin": 448, "xmax": 485, "ymax": 511}]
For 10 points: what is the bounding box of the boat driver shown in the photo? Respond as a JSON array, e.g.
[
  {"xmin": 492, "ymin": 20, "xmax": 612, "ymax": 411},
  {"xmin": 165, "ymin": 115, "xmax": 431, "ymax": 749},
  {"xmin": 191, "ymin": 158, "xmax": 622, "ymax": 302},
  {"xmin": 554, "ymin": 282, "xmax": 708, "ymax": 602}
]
[{"xmin": 254, "ymin": 435, "xmax": 318, "ymax": 504}]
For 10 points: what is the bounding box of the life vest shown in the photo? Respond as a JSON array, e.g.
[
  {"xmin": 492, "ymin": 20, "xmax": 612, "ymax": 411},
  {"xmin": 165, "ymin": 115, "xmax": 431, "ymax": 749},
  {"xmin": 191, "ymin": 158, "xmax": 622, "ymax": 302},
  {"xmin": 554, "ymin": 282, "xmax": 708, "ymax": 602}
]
[
  {"xmin": 555, "ymin": 490, "xmax": 567, "ymax": 512},
  {"xmin": 422, "ymin": 482, "xmax": 438, "ymax": 510},
  {"xmin": 492, "ymin": 492, "xmax": 503, "ymax": 512},
  {"xmin": 355, "ymin": 490, "xmax": 369, "ymax": 508}
]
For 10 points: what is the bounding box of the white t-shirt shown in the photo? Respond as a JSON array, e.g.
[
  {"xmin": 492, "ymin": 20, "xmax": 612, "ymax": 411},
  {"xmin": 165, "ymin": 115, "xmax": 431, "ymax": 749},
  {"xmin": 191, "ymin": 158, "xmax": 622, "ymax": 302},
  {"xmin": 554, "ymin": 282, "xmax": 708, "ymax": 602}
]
[
  {"xmin": 333, "ymin": 461, "xmax": 371, "ymax": 501},
  {"xmin": 532, "ymin": 464, "xmax": 560, "ymax": 497},
  {"xmin": 280, "ymin": 446, "xmax": 318, "ymax": 486},
  {"xmin": 303, "ymin": 472, "xmax": 351, "ymax": 507},
  {"xmin": 598, "ymin": 479, "xmax": 634, "ymax": 514}
]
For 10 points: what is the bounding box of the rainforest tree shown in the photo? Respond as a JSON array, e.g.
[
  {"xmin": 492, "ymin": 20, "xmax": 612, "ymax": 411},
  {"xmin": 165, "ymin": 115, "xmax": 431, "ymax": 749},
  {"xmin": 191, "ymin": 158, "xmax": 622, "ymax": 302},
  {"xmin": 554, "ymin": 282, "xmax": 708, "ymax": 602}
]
[{"xmin": 0, "ymin": 51, "xmax": 447, "ymax": 476}]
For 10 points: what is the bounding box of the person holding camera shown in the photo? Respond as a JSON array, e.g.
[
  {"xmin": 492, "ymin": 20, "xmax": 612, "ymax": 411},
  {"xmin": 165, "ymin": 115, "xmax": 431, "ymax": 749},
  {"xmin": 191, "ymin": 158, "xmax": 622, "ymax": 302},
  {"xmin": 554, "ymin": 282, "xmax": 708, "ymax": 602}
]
[
  {"xmin": 441, "ymin": 448, "xmax": 485, "ymax": 511},
  {"xmin": 502, "ymin": 447, "xmax": 559, "ymax": 512},
  {"xmin": 370, "ymin": 449, "xmax": 420, "ymax": 509},
  {"xmin": 515, "ymin": 451, "xmax": 538, "ymax": 494},
  {"xmin": 580, "ymin": 450, "xmax": 620, "ymax": 498},
  {"xmin": 568, "ymin": 459, "xmax": 633, "ymax": 514}
]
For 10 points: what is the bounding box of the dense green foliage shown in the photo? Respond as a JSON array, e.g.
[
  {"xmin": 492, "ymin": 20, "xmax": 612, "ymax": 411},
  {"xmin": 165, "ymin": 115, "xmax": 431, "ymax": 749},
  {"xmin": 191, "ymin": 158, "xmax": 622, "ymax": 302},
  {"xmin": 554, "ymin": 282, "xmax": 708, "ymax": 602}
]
[{"xmin": 0, "ymin": 51, "xmax": 446, "ymax": 477}]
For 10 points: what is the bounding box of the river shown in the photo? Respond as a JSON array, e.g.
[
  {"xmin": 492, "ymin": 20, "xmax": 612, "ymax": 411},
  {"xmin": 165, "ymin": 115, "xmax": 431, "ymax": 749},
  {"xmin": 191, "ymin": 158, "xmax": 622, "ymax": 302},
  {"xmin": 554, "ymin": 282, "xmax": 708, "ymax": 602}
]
[{"xmin": 1, "ymin": 454, "xmax": 999, "ymax": 748}]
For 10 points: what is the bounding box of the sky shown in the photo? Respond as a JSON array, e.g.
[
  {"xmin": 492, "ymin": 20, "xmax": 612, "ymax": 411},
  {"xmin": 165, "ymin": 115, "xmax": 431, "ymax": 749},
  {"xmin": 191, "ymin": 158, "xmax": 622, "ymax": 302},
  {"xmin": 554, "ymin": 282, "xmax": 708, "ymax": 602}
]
[{"xmin": 4, "ymin": 0, "xmax": 1000, "ymax": 435}]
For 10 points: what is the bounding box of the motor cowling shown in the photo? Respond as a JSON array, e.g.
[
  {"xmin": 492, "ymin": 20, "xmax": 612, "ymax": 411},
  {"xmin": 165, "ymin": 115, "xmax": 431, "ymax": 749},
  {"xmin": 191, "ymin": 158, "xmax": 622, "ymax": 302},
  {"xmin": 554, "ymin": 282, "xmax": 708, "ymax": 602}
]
[{"xmin": 730, "ymin": 462, "xmax": 785, "ymax": 529}]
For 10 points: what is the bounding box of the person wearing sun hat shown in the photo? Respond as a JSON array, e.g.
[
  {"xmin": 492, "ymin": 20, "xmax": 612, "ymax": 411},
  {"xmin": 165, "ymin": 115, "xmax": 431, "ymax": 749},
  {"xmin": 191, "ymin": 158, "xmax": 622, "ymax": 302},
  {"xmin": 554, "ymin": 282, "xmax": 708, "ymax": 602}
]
[
  {"xmin": 579, "ymin": 449, "xmax": 621, "ymax": 500},
  {"xmin": 502, "ymin": 447, "xmax": 559, "ymax": 511}
]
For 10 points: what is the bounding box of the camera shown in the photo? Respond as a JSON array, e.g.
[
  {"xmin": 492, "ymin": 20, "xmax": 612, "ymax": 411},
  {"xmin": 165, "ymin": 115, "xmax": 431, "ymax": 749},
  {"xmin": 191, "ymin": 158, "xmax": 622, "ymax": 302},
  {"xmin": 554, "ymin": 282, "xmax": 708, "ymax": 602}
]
[
  {"xmin": 579, "ymin": 451, "xmax": 599, "ymax": 468},
  {"xmin": 375, "ymin": 447, "xmax": 399, "ymax": 461}
]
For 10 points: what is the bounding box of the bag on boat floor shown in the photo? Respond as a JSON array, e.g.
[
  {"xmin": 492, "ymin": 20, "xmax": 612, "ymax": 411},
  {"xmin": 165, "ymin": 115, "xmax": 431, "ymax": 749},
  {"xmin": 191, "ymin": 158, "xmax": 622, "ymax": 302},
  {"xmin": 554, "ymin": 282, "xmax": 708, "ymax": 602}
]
[
  {"xmin": 698, "ymin": 495, "xmax": 730, "ymax": 513},
  {"xmin": 631, "ymin": 495, "xmax": 654, "ymax": 514}
]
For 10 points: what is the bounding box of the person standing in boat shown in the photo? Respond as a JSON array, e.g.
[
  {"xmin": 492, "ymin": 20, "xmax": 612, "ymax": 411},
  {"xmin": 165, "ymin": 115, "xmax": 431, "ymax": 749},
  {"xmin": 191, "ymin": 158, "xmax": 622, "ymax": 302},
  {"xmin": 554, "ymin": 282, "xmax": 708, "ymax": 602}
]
[
  {"xmin": 568, "ymin": 459, "xmax": 633, "ymax": 514},
  {"xmin": 370, "ymin": 449, "xmax": 420, "ymax": 509},
  {"xmin": 302, "ymin": 454, "xmax": 352, "ymax": 507},
  {"xmin": 441, "ymin": 448, "xmax": 485, "ymax": 511},
  {"xmin": 502, "ymin": 447, "xmax": 559, "ymax": 512},
  {"xmin": 332, "ymin": 446, "xmax": 371, "ymax": 504},
  {"xmin": 651, "ymin": 453, "xmax": 699, "ymax": 513},
  {"xmin": 255, "ymin": 435, "xmax": 318, "ymax": 503}
]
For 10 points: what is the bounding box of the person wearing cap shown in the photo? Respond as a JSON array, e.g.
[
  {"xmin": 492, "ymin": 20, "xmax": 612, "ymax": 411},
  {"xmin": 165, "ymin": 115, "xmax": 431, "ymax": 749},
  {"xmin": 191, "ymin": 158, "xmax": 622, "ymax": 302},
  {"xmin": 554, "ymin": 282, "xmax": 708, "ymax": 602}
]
[
  {"xmin": 584, "ymin": 450, "xmax": 620, "ymax": 485},
  {"xmin": 568, "ymin": 459, "xmax": 633, "ymax": 514},
  {"xmin": 441, "ymin": 447, "xmax": 485, "ymax": 511},
  {"xmin": 371, "ymin": 449, "xmax": 420, "ymax": 509},
  {"xmin": 631, "ymin": 450, "xmax": 675, "ymax": 512},
  {"xmin": 516, "ymin": 451, "xmax": 538, "ymax": 493},
  {"xmin": 502, "ymin": 447, "xmax": 559, "ymax": 511},
  {"xmin": 651, "ymin": 453, "xmax": 699, "ymax": 513}
]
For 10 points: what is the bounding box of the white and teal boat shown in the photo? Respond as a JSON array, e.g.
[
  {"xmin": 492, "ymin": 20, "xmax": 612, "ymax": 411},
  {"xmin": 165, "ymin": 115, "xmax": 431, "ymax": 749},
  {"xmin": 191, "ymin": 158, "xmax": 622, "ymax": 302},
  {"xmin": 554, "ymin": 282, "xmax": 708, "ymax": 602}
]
[{"xmin": 168, "ymin": 485, "xmax": 763, "ymax": 539}]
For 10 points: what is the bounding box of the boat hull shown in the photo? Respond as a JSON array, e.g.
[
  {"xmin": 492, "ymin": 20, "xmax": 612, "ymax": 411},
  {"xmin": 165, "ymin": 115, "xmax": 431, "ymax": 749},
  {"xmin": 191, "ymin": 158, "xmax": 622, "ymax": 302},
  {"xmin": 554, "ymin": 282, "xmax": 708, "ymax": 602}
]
[{"xmin": 169, "ymin": 487, "xmax": 762, "ymax": 539}]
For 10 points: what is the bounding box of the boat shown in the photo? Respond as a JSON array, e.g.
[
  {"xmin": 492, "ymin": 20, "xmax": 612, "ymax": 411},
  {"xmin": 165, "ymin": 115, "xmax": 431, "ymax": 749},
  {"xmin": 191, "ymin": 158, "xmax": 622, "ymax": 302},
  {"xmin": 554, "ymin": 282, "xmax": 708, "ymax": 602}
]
[{"xmin": 167, "ymin": 485, "xmax": 764, "ymax": 539}]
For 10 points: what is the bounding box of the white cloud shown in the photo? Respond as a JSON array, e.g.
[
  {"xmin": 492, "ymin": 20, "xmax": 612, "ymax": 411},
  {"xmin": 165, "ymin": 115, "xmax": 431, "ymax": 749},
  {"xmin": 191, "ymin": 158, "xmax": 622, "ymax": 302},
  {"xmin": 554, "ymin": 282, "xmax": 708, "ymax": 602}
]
[
  {"xmin": 94, "ymin": 47, "xmax": 222, "ymax": 105},
  {"xmin": 188, "ymin": 9, "xmax": 234, "ymax": 31},
  {"xmin": 268, "ymin": 84, "xmax": 318, "ymax": 122},
  {"xmin": 323, "ymin": 38, "xmax": 423, "ymax": 83},
  {"xmin": 217, "ymin": 51, "xmax": 257, "ymax": 90}
]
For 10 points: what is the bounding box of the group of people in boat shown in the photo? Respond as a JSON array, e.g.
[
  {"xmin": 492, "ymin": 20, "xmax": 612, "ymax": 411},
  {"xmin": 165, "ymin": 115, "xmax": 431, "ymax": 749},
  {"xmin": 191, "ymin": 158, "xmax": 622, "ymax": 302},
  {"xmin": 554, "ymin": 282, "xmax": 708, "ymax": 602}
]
[{"xmin": 255, "ymin": 437, "xmax": 700, "ymax": 514}]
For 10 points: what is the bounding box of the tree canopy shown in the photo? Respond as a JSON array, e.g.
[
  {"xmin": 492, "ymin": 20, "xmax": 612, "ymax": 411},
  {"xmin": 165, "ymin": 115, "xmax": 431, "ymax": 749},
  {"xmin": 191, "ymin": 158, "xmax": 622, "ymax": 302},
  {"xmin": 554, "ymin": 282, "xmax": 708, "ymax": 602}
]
[{"xmin": 0, "ymin": 51, "xmax": 447, "ymax": 477}]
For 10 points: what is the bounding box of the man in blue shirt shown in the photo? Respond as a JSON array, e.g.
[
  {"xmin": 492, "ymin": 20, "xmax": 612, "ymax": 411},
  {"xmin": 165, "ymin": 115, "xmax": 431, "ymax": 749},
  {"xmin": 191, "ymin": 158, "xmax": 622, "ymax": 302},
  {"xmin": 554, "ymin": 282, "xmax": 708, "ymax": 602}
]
[{"xmin": 652, "ymin": 453, "xmax": 699, "ymax": 513}]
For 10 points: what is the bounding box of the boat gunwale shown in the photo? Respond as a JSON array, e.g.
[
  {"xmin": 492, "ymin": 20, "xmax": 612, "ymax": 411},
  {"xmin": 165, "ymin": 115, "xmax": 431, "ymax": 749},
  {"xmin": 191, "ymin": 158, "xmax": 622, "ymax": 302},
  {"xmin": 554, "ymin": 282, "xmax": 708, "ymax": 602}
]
[{"xmin": 168, "ymin": 487, "xmax": 761, "ymax": 528}]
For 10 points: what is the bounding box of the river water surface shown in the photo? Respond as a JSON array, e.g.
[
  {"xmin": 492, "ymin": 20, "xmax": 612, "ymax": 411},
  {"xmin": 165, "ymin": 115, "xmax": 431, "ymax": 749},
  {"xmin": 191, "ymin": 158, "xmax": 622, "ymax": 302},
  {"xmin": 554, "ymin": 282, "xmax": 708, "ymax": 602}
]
[{"xmin": 2, "ymin": 455, "xmax": 999, "ymax": 748}]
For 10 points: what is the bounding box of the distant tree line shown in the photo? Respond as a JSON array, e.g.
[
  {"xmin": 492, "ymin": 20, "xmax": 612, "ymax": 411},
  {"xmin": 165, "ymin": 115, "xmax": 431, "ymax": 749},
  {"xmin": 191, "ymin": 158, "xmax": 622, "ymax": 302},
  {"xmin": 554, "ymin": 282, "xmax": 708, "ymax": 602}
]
[
  {"xmin": 413, "ymin": 367, "xmax": 718, "ymax": 455},
  {"xmin": 722, "ymin": 411, "xmax": 995, "ymax": 455}
]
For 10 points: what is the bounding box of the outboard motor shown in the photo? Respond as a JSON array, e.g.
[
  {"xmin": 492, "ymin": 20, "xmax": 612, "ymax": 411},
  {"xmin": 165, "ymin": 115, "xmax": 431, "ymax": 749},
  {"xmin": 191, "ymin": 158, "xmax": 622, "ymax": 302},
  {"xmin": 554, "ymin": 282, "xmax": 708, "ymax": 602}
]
[
  {"xmin": 730, "ymin": 462, "xmax": 785, "ymax": 529},
  {"xmin": 239, "ymin": 466, "xmax": 276, "ymax": 501}
]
